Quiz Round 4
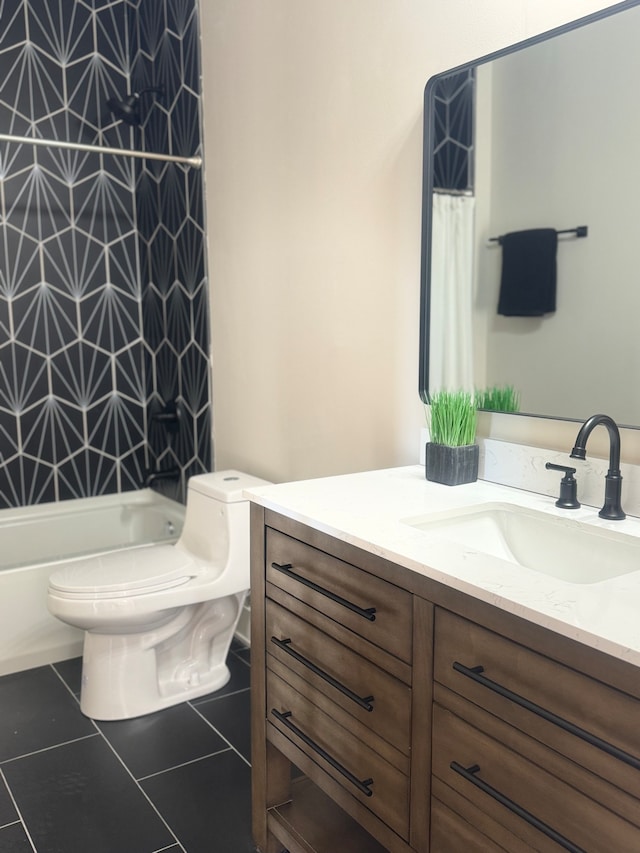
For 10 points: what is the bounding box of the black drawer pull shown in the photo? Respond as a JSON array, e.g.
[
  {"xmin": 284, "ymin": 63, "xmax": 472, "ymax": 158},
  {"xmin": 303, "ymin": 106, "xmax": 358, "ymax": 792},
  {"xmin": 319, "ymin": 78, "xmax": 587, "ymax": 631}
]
[
  {"xmin": 453, "ymin": 661, "xmax": 640, "ymax": 771},
  {"xmin": 450, "ymin": 762, "xmax": 586, "ymax": 853},
  {"xmin": 271, "ymin": 637, "xmax": 374, "ymax": 712},
  {"xmin": 271, "ymin": 708, "xmax": 374, "ymax": 797},
  {"xmin": 270, "ymin": 562, "xmax": 377, "ymax": 621}
]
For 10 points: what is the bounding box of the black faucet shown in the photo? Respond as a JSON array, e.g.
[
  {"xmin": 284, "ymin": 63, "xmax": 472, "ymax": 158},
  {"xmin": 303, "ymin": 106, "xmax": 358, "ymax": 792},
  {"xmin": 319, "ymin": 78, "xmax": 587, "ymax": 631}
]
[
  {"xmin": 569, "ymin": 414, "xmax": 625, "ymax": 520},
  {"xmin": 150, "ymin": 400, "xmax": 181, "ymax": 435},
  {"xmin": 143, "ymin": 467, "xmax": 181, "ymax": 488}
]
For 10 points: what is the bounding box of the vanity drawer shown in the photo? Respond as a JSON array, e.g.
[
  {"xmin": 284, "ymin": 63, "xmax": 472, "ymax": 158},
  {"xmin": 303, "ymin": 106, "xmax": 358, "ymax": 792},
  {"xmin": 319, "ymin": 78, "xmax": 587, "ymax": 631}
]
[
  {"xmin": 434, "ymin": 608, "xmax": 640, "ymax": 800},
  {"xmin": 266, "ymin": 598, "xmax": 412, "ymax": 755},
  {"xmin": 431, "ymin": 795, "xmax": 520, "ymax": 853},
  {"xmin": 266, "ymin": 527, "xmax": 412, "ymax": 663},
  {"xmin": 267, "ymin": 668, "xmax": 410, "ymax": 840},
  {"xmin": 432, "ymin": 702, "xmax": 640, "ymax": 852}
]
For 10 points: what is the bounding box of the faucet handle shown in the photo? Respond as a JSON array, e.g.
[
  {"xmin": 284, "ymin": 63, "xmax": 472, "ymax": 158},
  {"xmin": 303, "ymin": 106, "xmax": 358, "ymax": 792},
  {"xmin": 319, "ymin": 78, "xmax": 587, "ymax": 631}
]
[
  {"xmin": 545, "ymin": 462, "xmax": 580, "ymax": 509},
  {"xmin": 546, "ymin": 462, "xmax": 576, "ymax": 475}
]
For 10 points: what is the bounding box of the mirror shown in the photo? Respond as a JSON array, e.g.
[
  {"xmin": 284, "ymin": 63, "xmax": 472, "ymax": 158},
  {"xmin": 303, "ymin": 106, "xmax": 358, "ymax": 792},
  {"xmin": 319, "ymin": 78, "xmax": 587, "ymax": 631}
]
[{"xmin": 419, "ymin": 0, "xmax": 640, "ymax": 428}]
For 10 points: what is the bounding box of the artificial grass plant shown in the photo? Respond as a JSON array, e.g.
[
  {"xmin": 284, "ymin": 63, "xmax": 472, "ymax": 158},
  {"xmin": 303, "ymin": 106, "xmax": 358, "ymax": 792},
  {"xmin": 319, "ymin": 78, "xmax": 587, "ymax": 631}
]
[
  {"xmin": 427, "ymin": 390, "xmax": 477, "ymax": 447},
  {"xmin": 475, "ymin": 384, "xmax": 521, "ymax": 413}
]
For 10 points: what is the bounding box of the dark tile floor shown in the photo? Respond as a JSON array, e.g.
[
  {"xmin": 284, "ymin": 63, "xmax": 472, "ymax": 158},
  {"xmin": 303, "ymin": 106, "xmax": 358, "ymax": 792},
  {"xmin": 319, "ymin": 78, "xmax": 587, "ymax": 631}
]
[{"xmin": 0, "ymin": 641, "xmax": 256, "ymax": 853}]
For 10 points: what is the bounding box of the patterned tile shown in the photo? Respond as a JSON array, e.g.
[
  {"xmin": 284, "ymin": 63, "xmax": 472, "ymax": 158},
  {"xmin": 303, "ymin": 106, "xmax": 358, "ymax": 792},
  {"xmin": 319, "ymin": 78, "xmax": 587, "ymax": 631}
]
[
  {"xmin": 0, "ymin": 0, "xmax": 210, "ymax": 510},
  {"xmin": 432, "ymin": 68, "xmax": 475, "ymax": 192}
]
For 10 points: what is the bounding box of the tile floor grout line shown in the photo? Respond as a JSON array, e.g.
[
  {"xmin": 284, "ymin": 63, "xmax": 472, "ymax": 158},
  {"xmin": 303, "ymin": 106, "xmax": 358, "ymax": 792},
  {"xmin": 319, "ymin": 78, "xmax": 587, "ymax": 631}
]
[
  {"xmin": 0, "ymin": 731, "xmax": 100, "ymax": 766},
  {"xmin": 92, "ymin": 726, "xmax": 188, "ymax": 853},
  {"xmin": 190, "ymin": 684, "xmax": 250, "ymax": 707},
  {"xmin": 50, "ymin": 662, "xmax": 82, "ymax": 705},
  {"xmin": 151, "ymin": 844, "xmax": 183, "ymax": 853},
  {"xmin": 0, "ymin": 818, "xmax": 21, "ymax": 830},
  {"xmin": 0, "ymin": 768, "xmax": 37, "ymax": 853},
  {"xmin": 230, "ymin": 649, "xmax": 251, "ymax": 668},
  {"xmin": 136, "ymin": 746, "xmax": 233, "ymax": 782},
  {"xmin": 190, "ymin": 703, "xmax": 252, "ymax": 768}
]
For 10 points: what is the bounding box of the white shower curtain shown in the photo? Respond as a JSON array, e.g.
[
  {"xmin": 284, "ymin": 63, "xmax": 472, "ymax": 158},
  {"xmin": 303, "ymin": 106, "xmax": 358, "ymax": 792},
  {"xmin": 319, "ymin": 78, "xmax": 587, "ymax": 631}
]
[{"xmin": 429, "ymin": 192, "xmax": 476, "ymax": 393}]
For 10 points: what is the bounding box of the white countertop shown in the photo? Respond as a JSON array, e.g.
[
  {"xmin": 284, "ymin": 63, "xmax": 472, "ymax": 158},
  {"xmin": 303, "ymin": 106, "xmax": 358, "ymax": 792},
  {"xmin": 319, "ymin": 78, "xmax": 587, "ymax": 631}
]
[{"xmin": 246, "ymin": 466, "xmax": 640, "ymax": 668}]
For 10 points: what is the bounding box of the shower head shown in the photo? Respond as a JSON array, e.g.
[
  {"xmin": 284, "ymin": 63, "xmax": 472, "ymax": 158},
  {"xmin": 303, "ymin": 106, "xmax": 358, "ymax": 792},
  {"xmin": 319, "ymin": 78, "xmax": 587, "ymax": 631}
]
[{"xmin": 107, "ymin": 86, "xmax": 164, "ymax": 126}]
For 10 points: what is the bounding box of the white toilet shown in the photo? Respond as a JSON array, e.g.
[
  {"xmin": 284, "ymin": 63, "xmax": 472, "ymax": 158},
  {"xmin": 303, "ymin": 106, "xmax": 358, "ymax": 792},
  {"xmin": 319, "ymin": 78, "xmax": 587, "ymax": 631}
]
[{"xmin": 47, "ymin": 470, "xmax": 270, "ymax": 720}]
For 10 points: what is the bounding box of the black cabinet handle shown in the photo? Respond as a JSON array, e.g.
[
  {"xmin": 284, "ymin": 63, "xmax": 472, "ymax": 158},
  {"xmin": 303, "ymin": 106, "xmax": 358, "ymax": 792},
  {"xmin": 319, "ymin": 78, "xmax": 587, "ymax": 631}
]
[
  {"xmin": 453, "ymin": 661, "xmax": 640, "ymax": 771},
  {"xmin": 450, "ymin": 762, "xmax": 586, "ymax": 853},
  {"xmin": 271, "ymin": 709, "xmax": 374, "ymax": 797},
  {"xmin": 270, "ymin": 562, "xmax": 377, "ymax": 621},
  {"xmin": 270, "ymin": 636, "xmax": 374, "ymax": 712}
]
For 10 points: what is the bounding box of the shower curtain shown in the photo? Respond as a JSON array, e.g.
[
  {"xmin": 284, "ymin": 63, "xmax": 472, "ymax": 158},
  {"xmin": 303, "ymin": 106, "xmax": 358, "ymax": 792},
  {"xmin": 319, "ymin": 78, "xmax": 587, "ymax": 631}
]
[{"xmin": 429, "ymin": 192, "xmax": 476, "ymax": 393}]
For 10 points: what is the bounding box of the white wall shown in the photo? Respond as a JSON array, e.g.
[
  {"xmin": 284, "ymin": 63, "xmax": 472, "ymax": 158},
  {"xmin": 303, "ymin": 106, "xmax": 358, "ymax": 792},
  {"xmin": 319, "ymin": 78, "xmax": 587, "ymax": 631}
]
[{"xmin": 199, "ymin": 0, "xmax": 623, "ymax": 484}]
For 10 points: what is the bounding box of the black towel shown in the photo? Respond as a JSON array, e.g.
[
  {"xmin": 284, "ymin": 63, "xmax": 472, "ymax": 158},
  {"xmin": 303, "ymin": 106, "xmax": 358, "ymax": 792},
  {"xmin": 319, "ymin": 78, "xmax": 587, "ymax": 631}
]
[{"xmin": 497, "ymin": 228, "xmax": 558, "ymax": 316}]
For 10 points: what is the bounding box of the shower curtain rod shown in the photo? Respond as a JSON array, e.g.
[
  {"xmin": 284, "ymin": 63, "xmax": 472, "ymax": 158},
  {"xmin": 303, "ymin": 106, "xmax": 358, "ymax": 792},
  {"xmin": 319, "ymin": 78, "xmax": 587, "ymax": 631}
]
[{"xmin": 0, "ymin": 133, "xmax": 202, "ymax": 169}]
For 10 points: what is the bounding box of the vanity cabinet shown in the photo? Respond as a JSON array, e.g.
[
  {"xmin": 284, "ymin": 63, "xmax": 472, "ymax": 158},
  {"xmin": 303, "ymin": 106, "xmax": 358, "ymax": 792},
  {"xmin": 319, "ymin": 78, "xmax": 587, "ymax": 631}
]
[
  {"xmin": 432, "ymin": 608, "xmax": 640, "ymax": 851},
  {"xmin": 251, "ymin": 506, "xmax": 640, "ymax": 853},
  {"xmin": 251, "ymin": 507, "xmax": 432, "ymax": 853}
]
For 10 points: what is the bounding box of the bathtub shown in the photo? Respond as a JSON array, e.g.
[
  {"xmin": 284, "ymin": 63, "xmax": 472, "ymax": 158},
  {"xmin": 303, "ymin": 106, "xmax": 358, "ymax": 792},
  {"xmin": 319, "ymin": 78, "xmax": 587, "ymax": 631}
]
[{"xmin": 0, "ymin": 489, "xmax": 185, "ymax": 676}]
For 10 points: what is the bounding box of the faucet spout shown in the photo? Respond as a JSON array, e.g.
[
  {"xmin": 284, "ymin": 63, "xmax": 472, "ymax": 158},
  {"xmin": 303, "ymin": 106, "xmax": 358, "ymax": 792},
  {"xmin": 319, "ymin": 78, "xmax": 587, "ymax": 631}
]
[
  {"xmin": 569, "ymin": 414, "xmax": 625, "ymax": 520},
  {"xmin": 143, "ymin": 466, "xmax": 181, "ymax": 489}
]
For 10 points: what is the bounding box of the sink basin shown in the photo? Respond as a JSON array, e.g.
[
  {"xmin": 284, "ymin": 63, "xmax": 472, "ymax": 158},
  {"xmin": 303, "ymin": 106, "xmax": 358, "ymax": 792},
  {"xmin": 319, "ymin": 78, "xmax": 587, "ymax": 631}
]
[{"xmin": 404, "ymin": 502, "xmax": 640, "ymax": 584}]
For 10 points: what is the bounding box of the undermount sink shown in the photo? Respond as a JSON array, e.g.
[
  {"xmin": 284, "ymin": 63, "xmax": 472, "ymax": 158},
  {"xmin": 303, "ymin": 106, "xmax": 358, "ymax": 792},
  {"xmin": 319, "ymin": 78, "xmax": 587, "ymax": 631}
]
[{"xmin": 403, "ymin": 502, "xmax": 640, "ymax": 584}]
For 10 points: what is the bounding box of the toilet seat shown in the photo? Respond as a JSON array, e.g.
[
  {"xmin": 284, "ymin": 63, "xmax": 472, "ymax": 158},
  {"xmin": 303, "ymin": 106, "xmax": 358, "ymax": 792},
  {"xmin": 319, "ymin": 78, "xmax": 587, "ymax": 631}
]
[{"xmin": 48, "ymin": 545, "xmax": 197, "ymax": 600}]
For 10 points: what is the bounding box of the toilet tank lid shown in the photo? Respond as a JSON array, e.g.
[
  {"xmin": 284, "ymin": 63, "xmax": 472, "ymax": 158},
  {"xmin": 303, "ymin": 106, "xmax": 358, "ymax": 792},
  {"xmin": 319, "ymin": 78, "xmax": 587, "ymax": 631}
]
[{"xmin": 187, "ymin": 470, "xmax": 272, "ymax": 502}]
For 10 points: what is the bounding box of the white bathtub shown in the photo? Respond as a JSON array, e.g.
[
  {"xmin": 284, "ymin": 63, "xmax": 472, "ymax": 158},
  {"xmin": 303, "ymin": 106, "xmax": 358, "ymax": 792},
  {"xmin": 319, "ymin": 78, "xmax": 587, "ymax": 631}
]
[{"xmin": 0, "ymin": 489, "xmax": 185, "ymax": 676}]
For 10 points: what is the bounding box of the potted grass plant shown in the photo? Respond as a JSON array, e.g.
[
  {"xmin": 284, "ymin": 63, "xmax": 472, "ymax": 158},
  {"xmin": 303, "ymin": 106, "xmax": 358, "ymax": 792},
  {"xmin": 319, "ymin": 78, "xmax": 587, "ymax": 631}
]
[{"xmin": 425, "ymin": 390, "xmax": 478, "ymax": 485}]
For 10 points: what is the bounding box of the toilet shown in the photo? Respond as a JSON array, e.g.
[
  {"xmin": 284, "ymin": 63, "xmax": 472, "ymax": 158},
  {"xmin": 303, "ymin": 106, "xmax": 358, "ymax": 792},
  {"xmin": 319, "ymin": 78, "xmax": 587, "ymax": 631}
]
[{"xmin": 47, "ymin": 470, "xmax": 270, "ymax": 720}]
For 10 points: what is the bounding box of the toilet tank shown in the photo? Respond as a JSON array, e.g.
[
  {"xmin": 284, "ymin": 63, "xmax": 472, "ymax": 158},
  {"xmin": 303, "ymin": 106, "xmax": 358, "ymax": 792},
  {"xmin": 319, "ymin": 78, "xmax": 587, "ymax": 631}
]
[{"xmin": 178, "ymin": 471, "xmax": 271, "ymax": 570}]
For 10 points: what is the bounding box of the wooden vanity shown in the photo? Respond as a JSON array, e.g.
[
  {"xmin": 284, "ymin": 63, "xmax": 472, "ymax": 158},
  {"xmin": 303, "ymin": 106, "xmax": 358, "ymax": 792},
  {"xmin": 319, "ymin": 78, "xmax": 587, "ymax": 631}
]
[{"xmin": 250, "ymin": 503, "xmax": 640, "ymax": 853}]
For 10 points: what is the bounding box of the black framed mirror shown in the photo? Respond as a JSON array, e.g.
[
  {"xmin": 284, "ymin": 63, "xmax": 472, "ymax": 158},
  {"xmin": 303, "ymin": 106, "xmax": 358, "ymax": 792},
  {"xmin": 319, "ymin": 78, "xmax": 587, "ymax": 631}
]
[{"xmin": 419, "ymin": 0, "xmax": 640, "ymax": 428}]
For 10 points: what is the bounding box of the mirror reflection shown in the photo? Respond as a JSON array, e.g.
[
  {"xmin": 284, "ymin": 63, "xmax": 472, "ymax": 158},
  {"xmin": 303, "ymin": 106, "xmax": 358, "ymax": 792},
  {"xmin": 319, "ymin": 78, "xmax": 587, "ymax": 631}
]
[{"xmin": 419, "ymin": 1, "xmax": 640, "ymax": 427}]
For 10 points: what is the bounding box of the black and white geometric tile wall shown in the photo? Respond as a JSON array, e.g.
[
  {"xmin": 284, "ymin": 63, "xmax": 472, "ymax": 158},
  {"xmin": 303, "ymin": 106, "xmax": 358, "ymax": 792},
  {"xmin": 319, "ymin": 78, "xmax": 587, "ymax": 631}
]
[
  {"xmin": 0, "ymin": 0, "xmax": 210, "ymax": 509},
  {"xmin": 432, "ymin": 68, "xmax": 475, "ymax": 193}
]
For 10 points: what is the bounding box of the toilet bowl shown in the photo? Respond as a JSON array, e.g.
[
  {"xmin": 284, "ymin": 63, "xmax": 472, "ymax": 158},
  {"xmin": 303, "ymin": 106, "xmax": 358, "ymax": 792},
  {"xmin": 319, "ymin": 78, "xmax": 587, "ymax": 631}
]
[{"xmin": 47, "ymin": 470, "xmax": 270, "ymax": 720}]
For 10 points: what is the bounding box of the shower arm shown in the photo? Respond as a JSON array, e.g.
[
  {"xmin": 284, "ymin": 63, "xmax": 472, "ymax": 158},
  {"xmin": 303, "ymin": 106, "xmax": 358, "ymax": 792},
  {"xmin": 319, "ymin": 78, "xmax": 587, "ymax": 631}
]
[{"xmin": 0, "ymin": 132, "xmax": 202, "ymax": 169}]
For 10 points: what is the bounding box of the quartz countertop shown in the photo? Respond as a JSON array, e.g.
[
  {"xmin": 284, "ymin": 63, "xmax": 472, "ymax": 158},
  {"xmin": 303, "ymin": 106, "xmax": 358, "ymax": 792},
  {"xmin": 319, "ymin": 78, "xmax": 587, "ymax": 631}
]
[{"xmin": 246, "ymin": 466, "xmax": 640, "ymax": 668}]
